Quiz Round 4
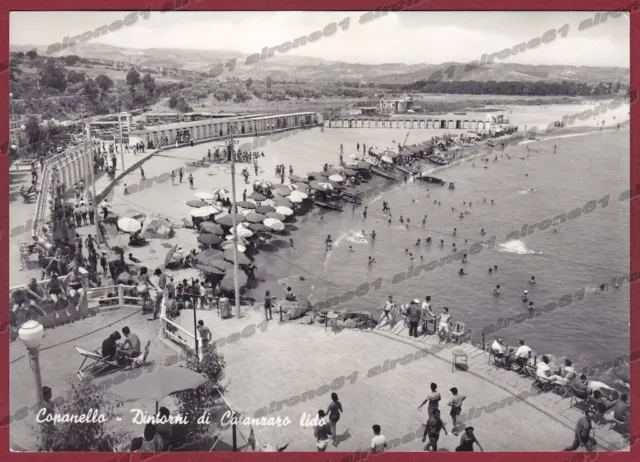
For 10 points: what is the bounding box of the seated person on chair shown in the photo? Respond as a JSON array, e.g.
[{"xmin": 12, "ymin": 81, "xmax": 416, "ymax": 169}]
[
  {"xmin": 571, "ymin": 374, "xmax": 590, "ymax": 395},
  {"xmin": 116, "ymin": 326, "xmax": 141, "ymax": 364},
  {"xmin": 102, "ymin": 331, "xmax": 122, "ymax": 360},
  {"xmin": 513, "ymin": 340, "xmax": 532, "ymax": 372},
  {"xmin": 490, "ymin": 338, "xmax": 507, "ymax": 358},
  {"xmin": 535, "ymin": 356, "xmax": 552, "ymax": 384},
  {"xmin": 590, "ymin": 390, "xmax": 615, "ymax": 412},
  {"xmin": 548, "ymin": 358, "xmax": 576, "ymax": 385}
]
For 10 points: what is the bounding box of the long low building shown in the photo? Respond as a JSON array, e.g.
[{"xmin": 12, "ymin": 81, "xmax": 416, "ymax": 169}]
[
  {"xmin": 324, "ymin": 111, "xmax": 509, "ymax": 130},
  {"xmin": 129, "ymin": 112, "xmax": 322, "ymax": 147}
]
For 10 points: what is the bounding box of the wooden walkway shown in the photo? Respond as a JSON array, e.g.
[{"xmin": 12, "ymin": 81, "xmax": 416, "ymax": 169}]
[{"xmin": 372, "ymin": 321, "xmax": 629, "ymax": 451}]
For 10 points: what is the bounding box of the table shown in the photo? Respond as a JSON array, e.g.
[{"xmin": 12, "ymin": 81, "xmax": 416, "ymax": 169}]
[{"xmin": 452, "ymin": 349, "xmax": 468, "ymax": 372}]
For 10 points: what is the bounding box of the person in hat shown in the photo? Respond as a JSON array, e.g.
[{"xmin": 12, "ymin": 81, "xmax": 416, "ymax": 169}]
[{"xmin": 522, "ymin": 290, "xmax": 528, "ymax": 302}]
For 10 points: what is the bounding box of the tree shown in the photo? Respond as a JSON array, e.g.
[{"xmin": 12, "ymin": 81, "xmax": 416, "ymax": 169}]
[
  {"xmin": 266, "ymin": 76, "xmax": 273, "ymax": 89},
  {"xmin": 24, "ymin": 116, "xmax": 41, "ymax": 145},
  {"xmin": 168, "ymin": 94, "xmax": 179, "ymax": 109},
  {"xmin": 40, "ymin": 59, "xmax": 67, "ymax": 92},
  {"xmin": 64, "ymin": 55, "xmax": 81, "ymax": 66},
  {"xmin": 174, "ymin": 344, "xmax": 226, "ymax": 446},
  {"xmin": 245, "ymin": 78, "xmax": 253, "ymax": 89},
  {"xmin": 126, "ymin": 67, "xmax": 141, "ymax": 92},
  {"xmin": 83, "ymin": 78, "xmax": 100, "ymax": 101},
  {"xmin": 26, "ymin": 49, "xmax": 38, "ymax": 60},
  {"xmin": 142, "ymin": 73, "xmax": 156, "ymax": 97},
  {"xmin": 66, "ymin": 70, "xmax": 86, "ymax": 84},
  {"xmin": 95, "ymin": 74, "xmax": 114, "ymax": 98},
  {"xmin": 16, "ymin": 51, "xmax": 24, "ymax": 59},
  {"xmin": 40, "ymin": 377, "xmax": 130, "ymax": 451}
]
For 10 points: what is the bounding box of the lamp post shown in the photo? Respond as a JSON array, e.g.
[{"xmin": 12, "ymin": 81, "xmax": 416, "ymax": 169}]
[
  {"xmin": 18, "ymin": 320, "xmax": 45, "ymax": 406},
  {"xmin": 227, "ymin": 127, "xmax": 241, "ymax": 318}
]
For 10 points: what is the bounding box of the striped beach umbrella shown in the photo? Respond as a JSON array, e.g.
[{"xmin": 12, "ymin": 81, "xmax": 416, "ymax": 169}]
[
  {"xmin": 212, "ymin": 187, "xmax": 230, "ymax": 195},
  {"xmin": 254, "ymin": 179, "xmax": 273, "ymax": 188}
]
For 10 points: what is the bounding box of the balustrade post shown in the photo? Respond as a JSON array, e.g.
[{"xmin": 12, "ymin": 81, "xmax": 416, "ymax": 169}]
[{"xmin": 118, "ymin": 284, "xmax": 125, "ymax": 306}]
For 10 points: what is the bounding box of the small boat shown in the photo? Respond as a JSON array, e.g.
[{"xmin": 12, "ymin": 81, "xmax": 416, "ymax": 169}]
[
  {"xmin": 315, "ymin": 201, "xmax": 342, "ymax": 211},
  {"xmin": 427, "ymin": 154, "xmax": 451, "ymax": 165},
  {"xmin": 340, "ymin": 192, "xmax": 362, "ymax": 204},
  {"xmin": 419, "ymin": 175, "xmax": 445, "ymax": 185},
  {"xmin": 449, "ymin": 183, "xmax": 455, "ymax": 190}
]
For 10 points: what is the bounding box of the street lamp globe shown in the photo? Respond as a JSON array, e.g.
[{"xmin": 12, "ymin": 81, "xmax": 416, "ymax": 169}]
[
  {"xmin": 9, "ymin": 92, "xmax": 13, "ymax": 98},
  {"xmin": 18, "ymin": 320, "xmax": 45, "ymax": 350},
  {"xmin": 20, "ymin": 124, "xmax": 26, "ymax": 132}
]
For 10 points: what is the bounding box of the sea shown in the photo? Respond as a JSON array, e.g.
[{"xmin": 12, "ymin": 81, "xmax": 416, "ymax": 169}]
[{"xmin": 245, "ymin": 125, "xmax": 630, "ymax": 389}]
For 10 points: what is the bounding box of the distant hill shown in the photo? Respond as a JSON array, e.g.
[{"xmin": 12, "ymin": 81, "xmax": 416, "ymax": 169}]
[{"xmin": 10, "ymin": 43, "xmax": 629, "ymax": 85}]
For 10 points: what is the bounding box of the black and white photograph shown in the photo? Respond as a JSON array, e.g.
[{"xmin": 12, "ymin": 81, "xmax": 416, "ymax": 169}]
[{"xmin": 8, "ymin": 10, "xmax": 631, "ymax": 453}]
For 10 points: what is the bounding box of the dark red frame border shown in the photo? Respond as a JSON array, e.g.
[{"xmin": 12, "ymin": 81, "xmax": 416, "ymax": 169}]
[{"xmin": 0, "ymin": 1, "xmax": 636, "ymax": 461}]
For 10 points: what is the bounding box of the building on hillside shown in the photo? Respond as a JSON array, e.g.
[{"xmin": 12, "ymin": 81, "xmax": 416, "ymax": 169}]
[{"xmin": 379, "ymin": 96, "xmax": 414, "ymax": 113}]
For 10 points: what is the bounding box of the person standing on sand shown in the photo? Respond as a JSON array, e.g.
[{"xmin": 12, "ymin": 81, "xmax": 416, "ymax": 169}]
[
  {"xmin": 378, "ymin": 295, "xmax": 395, "ymax": 328},
  {"xmin": 456, "ymin": 426, "xmax": 484, "ymax": 452},
  {"xmin": 313, "ymin": 410, "xmax": 332, "ymax": 452},
  {"xmin": 563, "ymin": 410, "xmax": 595, "ymax": 451},
  {"xmin": 423, "ymin": 408, "xmax": 448, "ymax": 452},
  {"xmin": 418, "ymin": 382, "xmax": 441, "ymax": 418},
  {"xmin": 264, "ymin": 290, "xmax": 273, "ymax": 321},
  {"xmin": 188, "ymin": 174, "xmax": 194, "ymax": 189},
  {"xmin": 448, "ymin": 387, "xmax": 466, "ymax": 435},
  {"xmin": 179, "ymin": 168, "xmax": 184, "ymax": 183},
  {"xmin": 326, "ymin": 393, "xmax": 343, "ymax": 446}
]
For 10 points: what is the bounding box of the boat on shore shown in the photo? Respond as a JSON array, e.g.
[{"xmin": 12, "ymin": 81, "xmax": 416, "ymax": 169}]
[
  {"xmin": 427, "ymin": 154, "xmax": 451, "ymax": 165},
  {"xmin": 315, "ymin": 201, "xmax": 343, "ymax": 211},
  {"xmin": 396, "ymin": 165, "xmax": 420, "ymax": 176},
  {"xmin": 418, "ymin": 174, "xmax": 446, "ymax": 185},
  {"xmin": 370, "ymin": 166, "xmax": 398, "ymax": 180}
]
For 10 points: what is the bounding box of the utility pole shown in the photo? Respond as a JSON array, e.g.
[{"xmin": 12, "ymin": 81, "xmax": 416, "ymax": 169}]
[
  {"xmin": 228, "ymin": 125, "xmax": 241, "ymax": 318},
  {"xmin": 117, "ymin": 99, "xmax": 125, "ymax": 171}
]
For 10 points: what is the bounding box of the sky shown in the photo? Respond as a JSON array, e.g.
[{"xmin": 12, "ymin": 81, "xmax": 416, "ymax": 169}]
[{"xmin": 10, "ymin": 11, "xmax": 630, "ymax": 67}]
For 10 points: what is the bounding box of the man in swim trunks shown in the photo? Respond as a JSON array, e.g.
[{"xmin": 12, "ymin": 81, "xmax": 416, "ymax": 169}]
[
  {"xmin": 46, "ymin": 273, "xmax": 67, "ymax": 304},
  {"xmin": 438, "ymin": 307, "xmax": 452, "ymax": 338},
  {"xmin": 117, "ymin": 326, "xmax": 141, "ymax": 365},
  {"xmin": 378, "ymin": 296, "xmax": 395, "ymax": 328}
]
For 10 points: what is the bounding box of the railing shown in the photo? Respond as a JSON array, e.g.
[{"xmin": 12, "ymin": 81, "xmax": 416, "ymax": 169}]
[{"xmin": 160, "ymin": 296, "xmax": 203, "ymax": 361}]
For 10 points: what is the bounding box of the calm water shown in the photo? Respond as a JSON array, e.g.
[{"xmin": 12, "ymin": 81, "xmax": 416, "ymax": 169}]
[{"xmin": 248, "ymin": 126, "xmax": 630, "ymax": 385}]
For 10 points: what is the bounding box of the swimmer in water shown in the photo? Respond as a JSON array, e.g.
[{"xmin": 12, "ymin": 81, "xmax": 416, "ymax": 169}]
[
  {"xmin": 492, "ymin": 285, "xmax": 500, "ymax": 296},
  {"xmin": 420, "ymin": 255, "xmax": 424, "ymax": 261},
  {"xmin": 483, "ymin": 198, "xmax": 486, "ymax": 203},
  {"xmin": 412, "ymin": 199, "xmax": 416, "ymax": 203},
  {"xmin": 416, "ymin": 239, "xmax": 421, "ymax": 246},
  {"xmin": 399, "ymin": 216, "xmax": 404, "ymax": 223},
  {"xmin": 488, "ymin": 268, "xmax": 492, "ymax": 275},
  {"xmin": 528, "ymin": 301, "xmax": 534, "ymax": 310},
  {"xmin": 368, "ymin": 256, "xmax": 376, "ymax": 266},
  {"xmin": 422, "ymin": 216, "xmax": 427, "ymax": 225},
  {"xmin": 440, "ymin": 240, "xmax": 444, "ymax": 248},
  {"xmin": 452, "ymin": 243, "xmax": 457, "ymax": 252},
  {"xmin": 349, "ymin": 246, "xmax": 354, "ymax": 252},
  {"xmin": 462, "ymin": 253, "xmax": 467, "ymax": 263},
  {"xmin": 494, "ymin": 265, "xmax": 497, "ymax": 271},
  {"xmin": 388, "ymin": 217, "xmax": 392, "ymax": 224},
  {"xmin": 409, "ymin": 253, "xmax": 414, "ymax": 261},
  {"xmin": 453, "ymin": 228, "xmax": 457, "ymax": 236},
  {"xmin": 491, "ymin": 200, "xmax": 494, "ymax": 205},
  {"xmin": 529, "ymin": 276, "xmax": 536, "ymax": 284},
  {"xmin": 426, "ymin": 236, "xmax": 432, "ymax": 244},
  {"xmin": 290, "ymin": 239, "xmax": 295, "ymax": 247},
  {"xmin": 464, "ymin": 239, "xmax": 468, "ymax": 244},
  {"xmin": 406, "ymin": 218, "xmax": 411, "ymax": 223},
  {"xmin": 526, "ymin": 174, "xmax": 528, "ymax": 177},
  {"xmin": 459, "ymin": 213, "xmax": 464, "ymax": 219},
  {"xmin": 481, "ymin": 228, "xmax": 486, "ymax": 236},
  {"xmin": 459, "ymin": 268, "xmax": 467, "ymax": 276},
  {"xmin": 522, "ymin": 290, "xmax": 528, "ymax": 302},
  {"xmin": 405, "ymin": 248, "xmax": 409, "ymax": 254},
  {"xmin": 326, "ymin": 235, "xmax": 333, "ymax": 251},
  {"xmin": 405, "ymin": 224, "xmax": 409, "ymax": 230},
  {"xmin": 371, "ymin": 230, "xmax": 376, "ymax": 240}
]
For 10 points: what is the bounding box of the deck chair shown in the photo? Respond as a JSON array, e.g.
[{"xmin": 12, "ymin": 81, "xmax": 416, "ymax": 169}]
[
  {"xmin": 131, "ymin": 341, "xmax": 151, "ymax": 368},
  {"xmin": 449, "ymin": 322, "xmax": 466, "ymax": 344},
  {"xmin": 569, "ymin": 385, "xmax": 591, "ymax": 411},
  {"xmin": 75, "ymin": 346, "xmax": 126, "ymax": 379},
  {"xmin": 531, "ymin": 374, "xmax": 554, "ymax": 393}
]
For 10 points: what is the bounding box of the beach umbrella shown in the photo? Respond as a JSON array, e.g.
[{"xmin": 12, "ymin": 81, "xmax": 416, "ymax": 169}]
[
  {"xmin": 281, "ymin": 184, "xmax": 298, "ymax": 191},
  {"xmin": 329, "ymin": 174, "xmax": 344, "ymax": 182},
  {"xmin": 274, "ymin": 197, "xmax": 293, "ymax": 208},
  {"xmin": 290, "ymin": 174, "xmax": 305, "ymax": 182},
  {"xmin": 248, "ymin": 223, "xmax": 267, "ymax": 232},
  {"xmin": 248, "ymin": 192, "xmax": 267, "ymax": 202},
  {"xmin": 108, "ymin": 366, "xmax": 208, "ymax": 403},
  {"xmin": 200, "ymin": 222, "xmax": 224, "ymax": 235},
  {"xmin": 231, "ymin": 226, "xmax": 253, "ymax": 238},
  {"xmin": 310, "ymin": 181, "xmax": 334, "ymax": 191},
  {"xmin": 254, "ymin": 179, "xmax": 272, "ymax": 188},
  {"xmin": 221, "ymin": 241, "xmax": 246, "ymax": 253},
  {"xmin": 117, "ymin": 217, "xmax": 142, "ymax": 233},
  {"xmin": 246, "ymin": 212, "xmax": 266, "ymax": 223},
  {"xmin": 256, "ymin": 205, "xmax": 275, "ymax": 214},
  {"xmin": 356, "ymin": 161, "xmax": 371, "ymax": 169},
  {"xmin": 288, "ymin": 194, "xmax": 303, "ymax": 204},
  {"xmin": 221, "ymin": 270, "xmax": 248, "ymax": 292},
  {"xmin": 381, "ymin": 155, "xmax": 393, "ymax": 164},
  {"xmin": 341, "ymin": 168, "xmax": 357, "ymax": 176},
  {"xmin": 319, "ymin": 171, "xmax": 331, "ymax": 177},
  {"xmin": 307, "ymin": 172, "xmax": 323, "ymax": 179},
  {"xmin": 273, "ymin": 187, "xmax": 291, "ymax": 197},
  {"xmin": 217, "ymin": 214, "xmax": 245, "ymax": 227},
  {"xmin": 187, "ymin": 199, "xmax": 207, "ymax": 208},
  {"xmin": 212, "ymin": 187, "xmax": 230, "ymax": 195},
  {"xmin": 400, "ymin": 151, "xmax": 413, "ymax": 157},
  {"xmin": 294, "ymin": 182, "xmax": 310, "ymax": 190},
  {"xmin": 290, "ymin": 190, "xmax": 308, "ymax": 201},
  {"xmin": 327, "ymin": 168, "xmax": 341, "ymax": 175},
  {"xmin": 196, "ymin": 249, "xmax": 220, "ymax": 265},
  {"xmin": 195, "ymin": 192, "xmax": 215, "ymax": 201},
  {"xmin": 224, "ymin": 249, "xmax": 251, "ymax": 265},
  {"xmin": 266, "ymin": 212, "xmax": 285, "ymax": 221},
  {"xmin": 275, "ymin": 206, "xmax": 293, "ymax": 216},
  {"xmin": 197, "ymin": 234, "xmax": 223, "ymax": 245},
  {"xmin": 210, "ymin": 259, "xmax": 233, "ymax": 271},
  {"xmin": 264, "ymin": 218, "xmax": 285, "ymax": 231},
  {"xmin": 237, "ymin": 201, "xmax": 256, "ymax": 209},
  {"xmin": 190, "ymin": 206, "xmax": 218, "ymax": 218},
  {"xmin": 196, "ymin": 263, "xmax": 226, "ymax": 275}
]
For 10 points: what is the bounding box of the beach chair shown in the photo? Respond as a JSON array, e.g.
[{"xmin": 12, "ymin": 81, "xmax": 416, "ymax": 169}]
[
  {"xmin": 449, "ymin": 322, "xmax": 466, "ymax": 344},
  {"xmin": 75, "ymin": 346, "xmax": 126, "ymax": 379},
  {"xmin": 531, "ymin": 375, "xmax": 553, "ymax": 393},
  {"xmin": 130, "ymin": 341, "xmax": 151, "ymax": 368},
  {"xmin": 569, "ymin": 385, "xmax": 591, "ymax": 411}
]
